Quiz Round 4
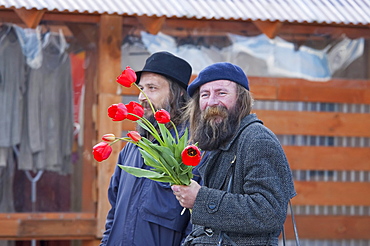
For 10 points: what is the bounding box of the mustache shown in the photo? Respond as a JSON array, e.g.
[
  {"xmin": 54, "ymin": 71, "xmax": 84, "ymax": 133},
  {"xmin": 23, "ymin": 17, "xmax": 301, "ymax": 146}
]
[
  {"xmin": 141, "ymin": 102, "xmax": 151, "ymax": 109},
  {"xmin": 203, "ymin": 106, "xmax": 228, "ymax": 120},
  {"xmin": 141, "ymin": 101, "xmax": 165, "ymax": 112}
]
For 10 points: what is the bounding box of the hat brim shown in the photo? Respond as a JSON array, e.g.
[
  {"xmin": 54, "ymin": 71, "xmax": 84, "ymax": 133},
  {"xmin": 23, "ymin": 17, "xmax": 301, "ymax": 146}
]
[{"xmin": 136, "ymin": 70, "xmax": 188, "ymax": 90}]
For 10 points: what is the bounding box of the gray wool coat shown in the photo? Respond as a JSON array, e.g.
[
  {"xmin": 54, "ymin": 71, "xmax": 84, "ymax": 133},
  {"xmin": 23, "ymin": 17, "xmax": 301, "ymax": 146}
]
[{"xmin": 185, "ymin": 114, "xmax": 296, "ymax": 246}]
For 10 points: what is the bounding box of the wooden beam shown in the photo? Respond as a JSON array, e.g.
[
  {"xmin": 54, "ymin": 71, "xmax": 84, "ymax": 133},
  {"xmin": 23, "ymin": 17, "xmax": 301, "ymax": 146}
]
[
  {"xmin": 43, "ymin": 12, "xmax": 101, "ymax": 23},
  {"xmin": 137, "ymin": 16, "xmax": 166, "ymax": 35},
  {"xmin": 249, "ymin": 77, "xmax": 370, "ymax": 104},
  {"xmin": 254, "ymin": 110, "xmax": 370, "ymax": 137},
  {"xmin": 0, "ymin": 9, "xmax": 23, "ymax": 23},
  {"xmin": 13, "ymin": 8, "xmax": 46, "ymax": 28},
  {"xmin": 82, "ymin": 240, "xmax": 101, "ymax": 246},
  {"xmin": 253, "ymin": 20, "xmax": 283, "ymax": 39},
  {"xmin": 293, "ymin": 181, "xmax": 370, "ymax": 206},
  {"xmin": 284, "ymin": 215, "xmax": 370, "ymax": 240},
  {"xmin": 161, "ymin": 18, "xmax": 260, "ymax": 37},
  {"xmin": 284, "ymin": 146, "xmax": 370, "ymax": 171},
  {"xmin": 0, "ymin": 213, "xmax": 96, "ymax": 240},
  {"xmin": 280, "ymin": 23, "xmax": 370, "ymax": 39}
]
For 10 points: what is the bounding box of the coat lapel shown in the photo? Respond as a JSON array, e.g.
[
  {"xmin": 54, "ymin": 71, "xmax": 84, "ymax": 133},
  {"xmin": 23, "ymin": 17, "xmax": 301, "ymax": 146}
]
[{"xmin": 199, "ymin": 150, "xmax": 234, "ymax": 190}]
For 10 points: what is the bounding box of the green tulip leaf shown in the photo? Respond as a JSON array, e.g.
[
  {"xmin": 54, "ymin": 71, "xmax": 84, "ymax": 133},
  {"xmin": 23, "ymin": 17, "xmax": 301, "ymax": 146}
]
[
  {"xmin": 118, "ymin": 165, "xmax": 174, "ymax": 183},
  {"xmin": 158, "ymin": 123, "xmax": 175, "ymax": 148},
  {"xmin": 178, "ymin": 173, "xmax": 191, "ymax": 186}
]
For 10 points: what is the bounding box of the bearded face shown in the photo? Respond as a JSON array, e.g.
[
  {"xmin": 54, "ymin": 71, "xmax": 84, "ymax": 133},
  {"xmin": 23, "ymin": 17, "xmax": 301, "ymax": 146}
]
[
  {"xmin": 137, "ymin": 100, "xmax": 170, "ymax": 138},
  {"xmin": 192, "ymin": 105, "xmax": 239, "ymax": 151}
]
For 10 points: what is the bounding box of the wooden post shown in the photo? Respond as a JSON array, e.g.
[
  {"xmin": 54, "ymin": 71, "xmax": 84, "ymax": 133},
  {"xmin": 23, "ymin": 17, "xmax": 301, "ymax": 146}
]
[{"xmin": 95, "ymin": 14, "xmax": 123, "ymax": 238}]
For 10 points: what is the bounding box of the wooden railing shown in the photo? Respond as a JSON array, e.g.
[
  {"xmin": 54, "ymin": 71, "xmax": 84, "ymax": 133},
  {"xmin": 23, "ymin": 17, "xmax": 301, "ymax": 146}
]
[{"xmin": 0, "ymin": 213, "xmax": 96, "ymax": 240}]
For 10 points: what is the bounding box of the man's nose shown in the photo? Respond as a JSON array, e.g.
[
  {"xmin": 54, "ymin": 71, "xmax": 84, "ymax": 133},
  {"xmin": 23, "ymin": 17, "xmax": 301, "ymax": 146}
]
[
  {"xmin": 138, "ymin": 92, "xmax": 146, "ymax": 102},
  {"xmin": 207, "ymin": 94, "xmax": 219, "ymax": 106}
]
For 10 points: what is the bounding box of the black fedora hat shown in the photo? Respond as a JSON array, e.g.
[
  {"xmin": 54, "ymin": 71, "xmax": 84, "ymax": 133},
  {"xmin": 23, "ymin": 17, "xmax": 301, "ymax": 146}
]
[{"xmin": 135, "ymin": 51, "xmax": 192, "ymax": 89}]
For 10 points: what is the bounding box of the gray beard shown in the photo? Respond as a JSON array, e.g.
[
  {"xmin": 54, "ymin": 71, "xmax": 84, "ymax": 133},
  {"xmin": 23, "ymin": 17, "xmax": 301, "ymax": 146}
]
[{"xmin": 192, "ymin": 106, "xmax": 239, "ymax": 151}]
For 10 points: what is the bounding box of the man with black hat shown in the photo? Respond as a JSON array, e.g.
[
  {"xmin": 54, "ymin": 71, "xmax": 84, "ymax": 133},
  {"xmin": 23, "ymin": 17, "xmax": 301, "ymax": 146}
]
[
  {"xmin": 100, "ymin": 52, "xmax": 195, "ymax": 246},
  {"xmin": 171, "ymin": 62, "xmax": 296, "ymax": 245}
]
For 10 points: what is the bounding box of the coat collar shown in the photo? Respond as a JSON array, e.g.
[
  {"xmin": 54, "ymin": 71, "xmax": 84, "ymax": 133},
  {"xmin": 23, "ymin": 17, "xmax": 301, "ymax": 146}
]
[{"xmin": 218, "ymin": 114, "xmax": 263, "ymax": 151}]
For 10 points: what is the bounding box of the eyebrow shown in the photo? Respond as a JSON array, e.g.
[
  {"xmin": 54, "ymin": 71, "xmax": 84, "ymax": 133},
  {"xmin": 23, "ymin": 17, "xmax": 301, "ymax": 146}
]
[
  {"xmin": 200, "ymin": 88, "xmax": 229, "ymax": 93},
  {"xmin": 139, "ymin": 82, "xmax": 158, "ymax": 87}
]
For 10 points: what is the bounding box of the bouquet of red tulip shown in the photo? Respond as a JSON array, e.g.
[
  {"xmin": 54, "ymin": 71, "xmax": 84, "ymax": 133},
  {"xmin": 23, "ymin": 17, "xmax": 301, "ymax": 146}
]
[{"xmin": 92, "ymin": 66, "xmax": 201, "ymax": 186}]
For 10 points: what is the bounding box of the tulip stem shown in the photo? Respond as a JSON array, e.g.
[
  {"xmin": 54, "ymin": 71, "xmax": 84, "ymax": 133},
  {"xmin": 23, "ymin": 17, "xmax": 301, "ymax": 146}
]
[
  {"xmin": 133, "ymin": 83, "xmax": 171, "ymax": 146},
  {"xmin": 170, "ymin": 121, "xmax": 179, "ymax": 142},
  {"xmin": 134, "ymin": 83, "xmax": 156, "ymax": 115},
  {"xmin": 181, "ymin": 207, "xmax": 192, "ymax": 215}
]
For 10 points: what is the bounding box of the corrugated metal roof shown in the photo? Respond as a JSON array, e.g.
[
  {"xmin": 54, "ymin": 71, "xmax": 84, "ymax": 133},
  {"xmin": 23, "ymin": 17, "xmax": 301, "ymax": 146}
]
[{"xmin": 1, "ymin": 0, "xmax": 369, "ymax": 25}]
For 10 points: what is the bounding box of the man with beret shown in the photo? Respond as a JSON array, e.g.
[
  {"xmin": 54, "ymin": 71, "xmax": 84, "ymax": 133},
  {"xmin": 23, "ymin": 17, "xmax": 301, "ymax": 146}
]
[
  {"xmin": 100, "ymin": 51, "xmax": 195, "ymax": 246},
  {"xmin": 172, "ymin": 62, "xmax": 296, "ymax": 245}
]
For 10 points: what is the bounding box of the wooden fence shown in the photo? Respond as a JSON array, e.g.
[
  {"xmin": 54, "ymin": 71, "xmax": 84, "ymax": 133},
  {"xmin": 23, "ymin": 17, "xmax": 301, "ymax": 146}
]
[{"xmin": 249, "ymin": 77, "xmax": 370, "ymax": 241}]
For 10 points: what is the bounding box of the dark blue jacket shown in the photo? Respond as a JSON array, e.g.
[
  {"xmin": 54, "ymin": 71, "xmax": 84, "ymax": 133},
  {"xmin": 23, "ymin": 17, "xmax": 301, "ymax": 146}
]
[{"xmin": 100, "ymin": 136, "xmax": 195, "ymax": 246}]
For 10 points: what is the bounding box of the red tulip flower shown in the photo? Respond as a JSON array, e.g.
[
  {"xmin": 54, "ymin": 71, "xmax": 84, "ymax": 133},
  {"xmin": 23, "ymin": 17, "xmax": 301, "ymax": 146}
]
[
  {"xmin": 154, "ymin": 109, "xmax": 171, "ymax": 124},
  {"xmin": 127, "ymin": 131, "xmax": 142, "ymax": 142},
  {"xmin": 108, "ymin": 103, "xmax": 128, "ymax": 121},
  {"xmin": 117, "ymin": 66, "xmax": 137, "ymax": 87},
  {"xmin": 94, "ymin": 65, "xmax": 197, "ymax": 185},
  {"xmin": 93, "ymin": 142, "xmax": 113, "ymax": 162},
  {"xmin": 102, "ymin": 133, "xmax": 116, "ymax": 142},
  {"xmin": 126, "ymin": 101, "xmax": 144, "ymax": 121},
  {"xmin": 181, "ymin": 145, "xmax": 201, "ymax": 166}
]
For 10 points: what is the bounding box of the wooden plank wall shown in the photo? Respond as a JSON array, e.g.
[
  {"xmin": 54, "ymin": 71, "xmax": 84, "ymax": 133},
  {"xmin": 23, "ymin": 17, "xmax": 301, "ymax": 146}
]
[{"xmin": 249, "ymin": 77, "xmax": 370, "ymax": 240}]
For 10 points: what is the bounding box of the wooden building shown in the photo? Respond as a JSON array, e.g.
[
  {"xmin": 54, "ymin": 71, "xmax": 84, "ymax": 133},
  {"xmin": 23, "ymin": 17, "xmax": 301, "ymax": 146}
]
[{"xmin": 0, "ymin": 0, "xmax": 369, "ymax": 245}]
